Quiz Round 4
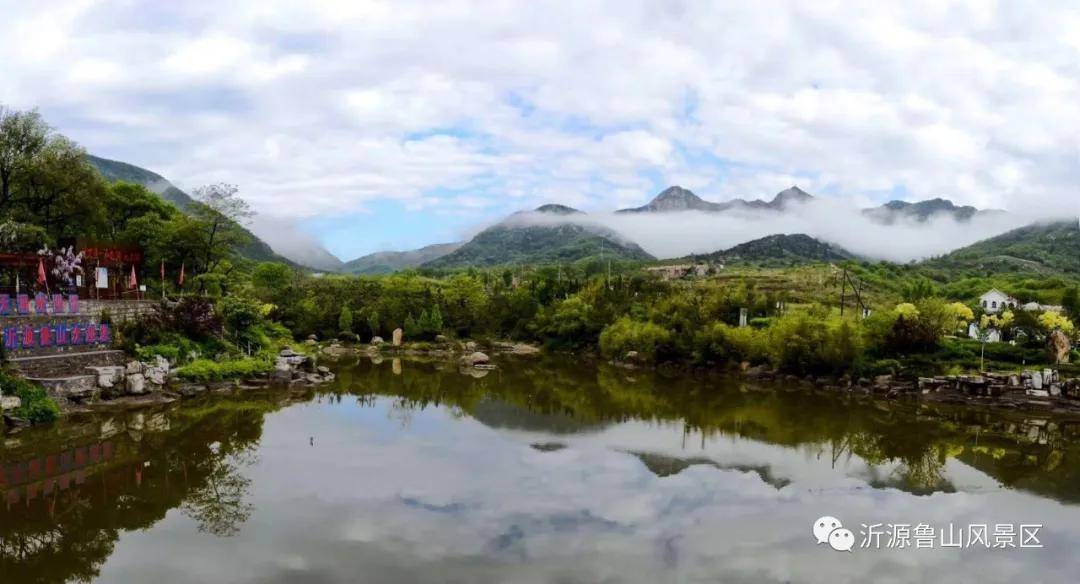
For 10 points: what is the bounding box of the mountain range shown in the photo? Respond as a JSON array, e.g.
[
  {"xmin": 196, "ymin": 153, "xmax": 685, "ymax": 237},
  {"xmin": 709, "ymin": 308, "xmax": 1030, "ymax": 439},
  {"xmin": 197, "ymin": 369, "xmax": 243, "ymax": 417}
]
[
  {"xmin": 89, "ymin": 155, "xmax": 1042, "ymax": 273},
  {"xmin": 616, "ymin": 185, "xmax": 814, "ymax": 214},
  {"xmin": 616, "ymin": 184, "xmax": 995, "ymax": 224}
]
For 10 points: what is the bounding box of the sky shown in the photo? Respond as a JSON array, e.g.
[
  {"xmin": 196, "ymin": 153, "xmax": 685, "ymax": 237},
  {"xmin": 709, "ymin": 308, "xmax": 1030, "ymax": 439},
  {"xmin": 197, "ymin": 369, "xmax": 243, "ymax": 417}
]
[{"xmin": 2, "ymin": 0, "xmax": 1080, "ymax": 261}]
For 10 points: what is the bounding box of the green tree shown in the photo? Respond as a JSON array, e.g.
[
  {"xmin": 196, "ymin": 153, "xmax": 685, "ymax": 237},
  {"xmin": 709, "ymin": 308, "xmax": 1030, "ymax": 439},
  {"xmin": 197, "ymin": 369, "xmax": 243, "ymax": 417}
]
[
  {"xmin": 1063, "ymin": 286, "xmax": 1079, "ymax": 319},
  {"xmin": 189, "ymin": 183, "xmax": 253, "ymax": 278},
  {"xmin": 338, "ymin": 306, "xmax": 354, "ymax": 334},
  {"xmin": 0, "ymin": 106, "xmax": 48, "ymax": 209}
]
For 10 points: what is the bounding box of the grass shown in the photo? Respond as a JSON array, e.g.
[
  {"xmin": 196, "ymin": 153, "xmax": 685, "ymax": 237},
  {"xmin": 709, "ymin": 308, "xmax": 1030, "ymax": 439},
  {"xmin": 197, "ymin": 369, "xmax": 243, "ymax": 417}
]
[{"xmin": 175, "ymin": 357, "xmax": 274, "ymax": 383}]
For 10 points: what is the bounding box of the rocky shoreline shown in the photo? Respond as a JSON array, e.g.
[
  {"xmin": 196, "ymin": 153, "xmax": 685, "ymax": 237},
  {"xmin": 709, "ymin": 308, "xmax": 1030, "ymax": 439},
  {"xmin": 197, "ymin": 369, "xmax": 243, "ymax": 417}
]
[{"xmin": 742, "ymin": 365, "xmax": 1080, "ymax": 416}]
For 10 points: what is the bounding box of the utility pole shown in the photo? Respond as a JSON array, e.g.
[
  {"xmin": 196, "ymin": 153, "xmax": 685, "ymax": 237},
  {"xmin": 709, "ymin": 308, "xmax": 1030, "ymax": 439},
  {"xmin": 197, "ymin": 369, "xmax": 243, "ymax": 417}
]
[{"xmin": 840, "ymin": 266, "xmax": 847, "ymax": 317}]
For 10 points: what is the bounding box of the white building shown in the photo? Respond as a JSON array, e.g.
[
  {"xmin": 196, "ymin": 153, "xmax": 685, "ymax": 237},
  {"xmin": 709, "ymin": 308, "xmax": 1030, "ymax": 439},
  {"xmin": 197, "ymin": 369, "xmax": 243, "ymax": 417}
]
[{"xmin": 980, "ymin": 289, "xmax": 1017, "ymax": 314}]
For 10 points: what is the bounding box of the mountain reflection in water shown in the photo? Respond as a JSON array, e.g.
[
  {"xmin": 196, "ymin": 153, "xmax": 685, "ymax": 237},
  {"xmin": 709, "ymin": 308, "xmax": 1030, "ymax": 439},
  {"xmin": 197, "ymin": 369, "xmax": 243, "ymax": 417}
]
[{"xmin": 2, "ymin": 356, "xmax": 1080, "ymax": 583}]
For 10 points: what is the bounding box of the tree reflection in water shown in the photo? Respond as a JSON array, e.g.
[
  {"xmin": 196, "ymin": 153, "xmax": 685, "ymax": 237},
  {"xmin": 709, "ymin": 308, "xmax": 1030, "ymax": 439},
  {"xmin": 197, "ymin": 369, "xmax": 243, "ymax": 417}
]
[
  {"xmin": 2, "ymin": 357, "xmax": 1080, "ymax": 582},
  {"xmin": 180, "ymin": 443, "xmax": 256, "ymax": 537}
]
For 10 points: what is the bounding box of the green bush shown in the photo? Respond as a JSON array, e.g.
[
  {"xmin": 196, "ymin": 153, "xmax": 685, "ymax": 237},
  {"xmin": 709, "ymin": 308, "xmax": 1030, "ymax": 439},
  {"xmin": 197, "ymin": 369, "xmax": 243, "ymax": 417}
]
[
  {"xmin": 693, "ymin": 322, "xmax": 766, "ymax": 365},
  {"xmin": 599, "ymin": 318, "xmax": 673, "ymax": 363},
  {"xmin": 175, "ymin": 358, "xmax": 274, "ymax": 383},
  {"xmin": 767, "ymin": 310, "xmax": 865, "ymax": 375},
  {"xmin": 1, "ymin": 371, "xmax": 60, "ymax": 423},
  {"xmin": 136, "ymin": 343, "xmax": 181, "ymax": 363}
]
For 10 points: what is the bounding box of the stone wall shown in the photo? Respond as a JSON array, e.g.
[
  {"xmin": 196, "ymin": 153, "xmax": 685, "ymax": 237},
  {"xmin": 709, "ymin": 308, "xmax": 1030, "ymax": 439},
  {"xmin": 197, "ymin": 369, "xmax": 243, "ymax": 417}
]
[{"xmin": 80, "ymin": 299, "xmax": 159, "ymax": 323}]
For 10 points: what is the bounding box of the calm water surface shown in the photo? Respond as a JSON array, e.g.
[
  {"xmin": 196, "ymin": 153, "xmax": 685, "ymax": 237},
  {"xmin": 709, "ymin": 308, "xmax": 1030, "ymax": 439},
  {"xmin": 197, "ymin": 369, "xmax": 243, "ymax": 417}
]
[{"xmin": 4, "ymin": 357, "xmax": 1080, "ymax": 583}]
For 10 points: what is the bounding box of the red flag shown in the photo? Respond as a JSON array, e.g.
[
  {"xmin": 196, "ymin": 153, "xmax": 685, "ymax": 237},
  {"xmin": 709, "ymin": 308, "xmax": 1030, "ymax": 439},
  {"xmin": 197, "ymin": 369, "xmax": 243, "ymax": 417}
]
[
  {"xmin": 37, "ymin": 257, "xmax": 47, "ymax": 284},
  {"xmin": 129, "ymin": 265, "xmax": 138, "ymax": 289},
  {"xmin": 178, "ymin": 263, "xmax": 185, "ymax": 286}
]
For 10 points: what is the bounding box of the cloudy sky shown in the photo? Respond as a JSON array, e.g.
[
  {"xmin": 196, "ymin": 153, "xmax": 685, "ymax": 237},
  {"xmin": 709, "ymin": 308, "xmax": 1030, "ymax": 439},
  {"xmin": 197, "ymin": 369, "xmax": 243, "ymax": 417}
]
[{"xmin": 3, "ymin": 0, "xmax": 1079, "ymax": 260}]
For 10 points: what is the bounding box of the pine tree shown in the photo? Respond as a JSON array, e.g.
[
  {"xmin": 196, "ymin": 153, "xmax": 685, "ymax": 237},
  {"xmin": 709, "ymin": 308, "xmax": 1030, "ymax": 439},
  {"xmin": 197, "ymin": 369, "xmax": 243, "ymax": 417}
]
[{"xmin": 430, "ymin": 305, "xmax": 444, "ymax": 334}]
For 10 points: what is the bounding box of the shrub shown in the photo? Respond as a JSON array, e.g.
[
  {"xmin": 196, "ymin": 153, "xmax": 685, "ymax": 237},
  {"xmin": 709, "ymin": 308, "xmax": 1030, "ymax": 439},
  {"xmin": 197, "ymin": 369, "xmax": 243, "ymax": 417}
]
[
  {"xmin": 693, "ymin": 322, "xmax": 766, "ymax": 365},
  {"xmin": 599, "ymin": 317, "xmax": 673, "ymax": 363},
  {"xmin": 766, "ymin": 311, "xmax": 865, "ymax": 375},
  {"xmin": 175, "ymin": 358, "xmax": 274, "ymax": 382},
  {"xmin": 1, "ymin": 371, "xmax": 60, "ymax": 423},
  {"xmin": 136, "ymin": 343, "xmax": 181, "ymax": 363}
]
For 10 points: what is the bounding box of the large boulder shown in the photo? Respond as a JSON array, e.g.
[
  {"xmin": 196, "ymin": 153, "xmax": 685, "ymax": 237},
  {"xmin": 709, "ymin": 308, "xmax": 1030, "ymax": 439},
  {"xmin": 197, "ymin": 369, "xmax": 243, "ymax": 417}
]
[
  {"xmin": 272, "ymin": 360, "xmax": 293, "ymax": 383},
  {"xmin": 370, "ymin": 336, "xmax": 384, "ymax": 345},
  {"xmin": 1048, "ymin": 330, "xmax": 1072, "ymax": 364},
  {"xmin": 392, "ymin": 328, "xmax": 403, "ymax": 346},
  {"xmin": 460, "ymin": 352, "xmax": 490, "ymax": 367},
  {"xmin": 88, "ymin": 365, "xmax": 125, "ymax": 389},
  {"xmin": 126, "ymin": 373, "xmax": 147, "ymax": 395}
]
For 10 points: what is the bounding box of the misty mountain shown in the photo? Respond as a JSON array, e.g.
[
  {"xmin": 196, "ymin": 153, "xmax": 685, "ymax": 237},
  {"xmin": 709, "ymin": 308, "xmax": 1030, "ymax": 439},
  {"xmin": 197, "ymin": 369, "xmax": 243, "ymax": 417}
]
[
  {"xmin": 696, "ymin": 233, "xmax": 854, "ymax": 266},
  {"xmin": 344, "ymin": 242, "xmax": 464, "ymax": 274},
  {"xmin": 424, "ymin": 205, "xmax": 654, "ymax": 268},
  {"xmin": 87, "ymin": 155, "xmax": 336, "ymax": 269},
  {"xmin": 863, "ymin": 198, "xmax": 998, "ymax": 224},
  {"xmin": 616, "ymin": 185, "xmax": 814, "ymax": 214},
  {"xmin": 928, "ymin": 220, "xmax": 1080, "ymax": 274}
]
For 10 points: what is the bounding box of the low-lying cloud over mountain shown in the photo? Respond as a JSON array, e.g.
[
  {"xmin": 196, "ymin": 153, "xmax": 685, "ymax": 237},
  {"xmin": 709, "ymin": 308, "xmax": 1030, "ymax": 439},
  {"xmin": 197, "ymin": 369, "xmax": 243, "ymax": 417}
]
[{"xmin": 463, "ymin": 186, "xmax": 1058, "ymax": 264}]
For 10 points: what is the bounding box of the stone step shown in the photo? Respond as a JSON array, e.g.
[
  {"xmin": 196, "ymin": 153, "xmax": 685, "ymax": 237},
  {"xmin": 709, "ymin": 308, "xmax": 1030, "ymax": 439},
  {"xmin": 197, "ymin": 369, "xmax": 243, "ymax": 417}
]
[{"xmin": 10, "ymin": 350, "xmax": 127, "ymax": 379}]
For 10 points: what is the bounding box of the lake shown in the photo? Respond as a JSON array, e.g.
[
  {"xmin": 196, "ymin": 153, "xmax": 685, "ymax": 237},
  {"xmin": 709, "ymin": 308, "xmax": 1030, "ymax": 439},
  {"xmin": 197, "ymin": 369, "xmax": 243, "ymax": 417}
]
[{"xmin": 3, "ymin": 356, "xmax": 1080, "ymax": 583}]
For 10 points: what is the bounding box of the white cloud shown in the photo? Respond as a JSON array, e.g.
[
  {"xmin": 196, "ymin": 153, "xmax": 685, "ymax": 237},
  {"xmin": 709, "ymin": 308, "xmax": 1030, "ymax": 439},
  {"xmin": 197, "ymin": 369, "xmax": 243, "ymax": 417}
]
[{"xmin": 2, "ymin": 0, "xmax": 1079, "ymax": 254}]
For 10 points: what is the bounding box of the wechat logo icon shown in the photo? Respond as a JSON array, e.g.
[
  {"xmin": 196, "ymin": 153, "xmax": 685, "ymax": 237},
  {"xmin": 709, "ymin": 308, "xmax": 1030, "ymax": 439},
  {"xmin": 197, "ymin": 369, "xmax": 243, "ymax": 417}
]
[{"xmin": 813, "ymin": 516, "xmax": 854, "ymax": 552}]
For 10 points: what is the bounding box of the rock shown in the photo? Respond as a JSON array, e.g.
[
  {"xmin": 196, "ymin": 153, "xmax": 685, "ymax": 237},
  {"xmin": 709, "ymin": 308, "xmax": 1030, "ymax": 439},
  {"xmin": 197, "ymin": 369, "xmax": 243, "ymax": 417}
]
[
  {"xmin": 464, "ymin": 341, "xmax": 478, "ymax": 352},
  {"xmin": 125, "ymin": 360, "xmax": 142, "ymax": 375},
  {"xmin": 1048, "ymin": 330, "xmax": 1072, "ymax": 364},
  {"xmin": 307, "ymin": 334, "xmax": 318, "ymax": 341},
  {"xmin": 370, "ymin": 336, "xmax": 384, "ymax": 344},
  {"xmin": 392, "ymin": 358, "xmax": 402, "ymax": 375},
  {"xmin": 624, "ymin": 351, "xmax": 640, "ymax": 362},
  {"xmin": 145, "ymin": 366, "xmax": 167, "ymax": 386},
  {"xmin": 317, "ymin": 366, "xmax": 331, "ymax": 375},
  {"xmin": 745, "ymin": 365, "xmax": 766, "ymax": 378},
  {"xmin": 272, "ymin": 362, "xmax": 293, "ymax": 383},
  {"xmin": 88, "ymin": 365, "xmax": 125, "ymax": 389},
  {"xmin": 280, "ymin": 347, "xmax": 300, "ymax": 357},
  {"xmin": 1027, "ymin": 389, "xmax": 1050, "ymax": 398},
  {"xmin": 3, "ymin": 414, "xmax": 30, "ymax": 428},
  {"xmin": 1031, "ymin": 371, "xmax": 1044, "ymax": 390},
  {"xmin": 0, "ymin": 396, "xmax": 21, "ymax": 411},
  {"xmin": 305, "ymin": 374, "xmax": 323, "ymax": 384},
  {"xmin": 126, "ymin": 373, "xmax": 146, "ymax": 395},
  {"xmin": 177, "ymin": 383, "xmax": 209, "ymax": 397},
  {"xmin": 392, "ymin": 328, "xmax": 403, "ymax": 346},
  {"xmin": 304, "ymin": 339, "xmax": 317, "ymax": 347},
  {"xmin": 1049, "ymin": 384, "xmax": 1062, "ymax": 397},
  {"xmin": 461, "ymin": 352, "xmax": 490, "ymax": 367},
  {"xmin": 874, "ymin": 374, "xmax": 893, "ymax": 386},
  {"xmin": 435, "ymin": 335, "xmax": 448, "ymax": 343}
]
